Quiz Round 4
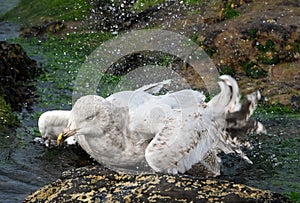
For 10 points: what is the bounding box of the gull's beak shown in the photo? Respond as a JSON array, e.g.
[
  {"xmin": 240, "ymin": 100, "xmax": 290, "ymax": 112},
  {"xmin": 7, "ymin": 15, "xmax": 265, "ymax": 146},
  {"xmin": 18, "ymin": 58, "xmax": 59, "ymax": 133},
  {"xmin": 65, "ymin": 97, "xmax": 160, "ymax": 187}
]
[{"xmin": 57, "ymin": 129, "xmax": 77, "ymax": 145}]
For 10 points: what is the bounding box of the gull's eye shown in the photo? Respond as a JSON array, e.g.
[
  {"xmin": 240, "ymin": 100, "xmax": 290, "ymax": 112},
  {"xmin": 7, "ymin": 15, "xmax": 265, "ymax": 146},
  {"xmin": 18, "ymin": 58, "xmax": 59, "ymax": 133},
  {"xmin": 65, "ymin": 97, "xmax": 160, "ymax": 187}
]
[
  {"xmin": 86, "ymin": 115, "xmax": 95, "ymax": 120},
  {"xmin": 85, "ymin": 112, "xmax": 99, "ymax": 121}
]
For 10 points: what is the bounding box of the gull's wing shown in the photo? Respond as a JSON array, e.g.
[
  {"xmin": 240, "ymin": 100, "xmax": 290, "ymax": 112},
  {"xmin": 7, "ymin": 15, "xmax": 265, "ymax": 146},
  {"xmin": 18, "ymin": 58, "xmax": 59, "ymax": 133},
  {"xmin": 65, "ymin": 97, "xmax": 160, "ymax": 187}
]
[
  {"xmin": 127, "ymin": 91, "xmax": 169, "ymax": 137},
  {"xmin": 226, "ymin": 90, "xmax": 263, "ymax": 130},
  {"xmin": 144, "ymin": 106, "xmax": 252, "ymax": 176},
  {"xmin": 127, "ymin": 89, "xmax": 206, "ymax": 136},
  {"xmin": 108, "ymin": 79, "xmax": 210, "ymax": 110},
  {"xmin": 106, "ymin": 91, "xmax": 136, "ymax": 108},
  {"xmin": 106, "ymin": 80, "xmax": 171, "ymax": 108},
  {"xmin": 144, "ymin": 76, "xmax": 254, "ymax": 176},
  {"xmin": 156, "ymin": 89, "xmax": 205, "ymax": 109},
  {"xmin": 144, "ymin": 107, "xmax": 225, "ymax": 176}
]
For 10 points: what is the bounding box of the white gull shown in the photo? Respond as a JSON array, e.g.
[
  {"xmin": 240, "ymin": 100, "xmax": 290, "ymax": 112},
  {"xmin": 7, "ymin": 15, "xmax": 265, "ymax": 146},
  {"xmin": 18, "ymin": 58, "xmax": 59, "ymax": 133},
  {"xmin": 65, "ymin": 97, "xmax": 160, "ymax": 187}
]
[{"xmin": 55, "ymin": 75, "xmax": 264, "ymax": 176}]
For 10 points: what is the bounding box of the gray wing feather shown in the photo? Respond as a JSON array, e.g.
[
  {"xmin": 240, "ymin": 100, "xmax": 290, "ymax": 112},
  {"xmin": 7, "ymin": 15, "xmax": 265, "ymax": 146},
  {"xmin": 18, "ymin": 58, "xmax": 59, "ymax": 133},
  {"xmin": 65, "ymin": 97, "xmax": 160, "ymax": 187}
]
[{"xmin": 145, "ymin": 109, "xmax": 224, "ymax": 176}]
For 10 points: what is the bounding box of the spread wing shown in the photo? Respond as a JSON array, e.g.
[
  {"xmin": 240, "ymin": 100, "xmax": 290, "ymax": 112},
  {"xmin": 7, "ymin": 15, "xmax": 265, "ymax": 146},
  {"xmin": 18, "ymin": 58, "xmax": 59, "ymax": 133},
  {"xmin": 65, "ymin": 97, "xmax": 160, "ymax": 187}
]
[
  {"xmin": 144, "ymin": 107, "xmax": 220, "ymax": 176},
  {"xmin": 145, "ymin": 105, "xmax": 252, "ymax": 176}
]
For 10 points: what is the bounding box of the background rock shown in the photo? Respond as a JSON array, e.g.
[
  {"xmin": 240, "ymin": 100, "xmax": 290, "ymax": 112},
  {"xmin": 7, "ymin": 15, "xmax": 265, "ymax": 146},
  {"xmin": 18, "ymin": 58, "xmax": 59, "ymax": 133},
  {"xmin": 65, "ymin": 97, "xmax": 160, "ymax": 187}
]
[
  {"xmin": 83, "ymin": 0, "xmax": 300, "ymax": 111},
  {"xmin": 0, "ymin": 41, "xmax": 40, "ymax": 111}
]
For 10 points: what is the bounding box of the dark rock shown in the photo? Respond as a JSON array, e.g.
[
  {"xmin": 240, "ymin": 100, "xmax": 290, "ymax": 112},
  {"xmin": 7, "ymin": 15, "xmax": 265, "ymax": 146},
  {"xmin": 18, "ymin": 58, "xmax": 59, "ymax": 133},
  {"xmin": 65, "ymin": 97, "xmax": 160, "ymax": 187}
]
[
  {"xmin": 86, "ymin": 1, "xmax": 201, "ymax": 33},
  {"xmin": 291, "ymin": 95, "xmax": 300, "ymax": 112},
  {"xmin": 0, "ymin": 41, "xmax": 40, "ymax": 111},
  {"xmin": 87, "ymin": 0, "xmax": 137, "ymax": 32},
  {"xmin": 20, "ymin": 21, "xmax": 65, "ymax": 38},
  {"xmin": 24, "ymin": 165, "xmax": 290, "ymax": 203}
]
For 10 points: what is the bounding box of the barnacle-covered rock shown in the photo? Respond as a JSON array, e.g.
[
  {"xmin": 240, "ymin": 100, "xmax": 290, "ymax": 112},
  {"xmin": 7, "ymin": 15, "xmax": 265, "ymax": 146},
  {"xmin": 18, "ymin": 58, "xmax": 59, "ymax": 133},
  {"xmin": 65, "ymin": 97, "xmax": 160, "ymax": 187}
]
[{"xmin": 24, "ymin": 165, "xmax": 289, "ymax": 203}]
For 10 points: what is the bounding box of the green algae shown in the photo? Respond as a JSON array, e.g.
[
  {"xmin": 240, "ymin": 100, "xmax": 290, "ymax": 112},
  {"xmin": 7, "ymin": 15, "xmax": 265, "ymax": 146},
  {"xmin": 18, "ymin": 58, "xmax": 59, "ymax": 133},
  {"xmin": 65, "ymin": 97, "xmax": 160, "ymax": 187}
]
[
  {"xmin": 0, "ymin": 96, "xmax": 19, "ymax": 131},
  {"xmin": 223, "ymin": 1, "xmax": 240, "ymax": 19},
  {"xmin": 219, "ymin": 65, "xmax": 236, "ymax": 76},
  {"xmin": 285, "ymin": 192, "xmax": 300, "ymax": 203},
  {"xmin": 0, "ymin": 0, "xmax": 90, "ymax": 27},
  {"xmin": 242, "ymin": 61, "xmax": 268, "ymax": 79},
  {"xmin": 9, "ymin": 31, "xmax": 114, "ymax": 109}
]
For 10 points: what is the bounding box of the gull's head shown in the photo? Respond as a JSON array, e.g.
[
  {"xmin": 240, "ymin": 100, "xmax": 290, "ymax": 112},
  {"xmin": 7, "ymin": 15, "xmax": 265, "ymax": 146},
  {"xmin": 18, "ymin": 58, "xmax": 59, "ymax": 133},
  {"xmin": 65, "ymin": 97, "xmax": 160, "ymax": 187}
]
[{"xmin": 57, "ymin": 95, "xmax": 113, "ymax": 144}]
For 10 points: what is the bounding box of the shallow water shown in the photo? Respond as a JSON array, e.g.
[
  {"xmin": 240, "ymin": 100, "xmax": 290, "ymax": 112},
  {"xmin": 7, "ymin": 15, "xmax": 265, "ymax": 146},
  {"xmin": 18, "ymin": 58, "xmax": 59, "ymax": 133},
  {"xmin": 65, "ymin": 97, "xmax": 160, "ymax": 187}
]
[
  {"xmin": 0, "ymin": 0, "xmax": 20, "ymax": 15},
  {"xmin": 0, "ymin": 112, "xmax": 93, "ymax": 202},
  {"xmin": 0, "ymin": 21, "xmax": 20, "ymax": 41},
  {"xmin": 220, "ymin": 114, "xmax": 300, "ymax": 193},
  {"xmin": 0, "ymin": 102, "xmax": 299, "ymax": 202},
  {"xmin": 0, "ymin": 0, "xmax": 20, "ymax": 41}
]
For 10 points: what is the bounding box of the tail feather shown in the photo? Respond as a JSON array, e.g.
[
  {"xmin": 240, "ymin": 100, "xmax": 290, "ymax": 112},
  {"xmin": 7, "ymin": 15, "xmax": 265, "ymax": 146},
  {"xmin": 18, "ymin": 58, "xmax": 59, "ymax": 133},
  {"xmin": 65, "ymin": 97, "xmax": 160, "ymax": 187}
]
[
  {"xmin": 227, "ymin": 119, "xmax": 266, "ymax": 139},
  {"xmin": 207, "ymin": 75, "xmax": 266, "ymax": 135},
  {"xmin": 226, "ymin": 91, "xmax": 260, "ymax": 129}
]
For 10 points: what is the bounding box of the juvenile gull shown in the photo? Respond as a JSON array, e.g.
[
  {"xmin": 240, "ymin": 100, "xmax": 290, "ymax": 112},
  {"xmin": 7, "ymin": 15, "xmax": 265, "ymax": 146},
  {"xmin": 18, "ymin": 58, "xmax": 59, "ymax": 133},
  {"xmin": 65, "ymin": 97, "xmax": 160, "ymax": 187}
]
[{"xmin": 58, "ymin": 75, "xmax": 264, "ymax": 176}]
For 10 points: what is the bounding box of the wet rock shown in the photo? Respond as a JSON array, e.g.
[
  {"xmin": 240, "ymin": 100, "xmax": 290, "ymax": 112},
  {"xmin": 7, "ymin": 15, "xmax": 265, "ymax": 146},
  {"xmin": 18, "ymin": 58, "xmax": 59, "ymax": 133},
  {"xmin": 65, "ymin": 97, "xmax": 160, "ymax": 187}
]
[
  {"xmin": 195, "ymin": 0, "xmax": 300, "ymax": 109},
  {"xmin": 86, "ymin": 0, "xmax": 182, "ymax": 32},
  {"xmin": 291, "ymin": 95, "xmax": 300, "ymax": 112},
  {"xmin": 0, "ymin": 41, "xmax": 40, "ymax": 111},
  {"xmin": 24, "ymin": 165, "xmax": 290, "ymax": 203},
  {"xmin": 20, "ymin": 21, "xmax": 65, "ymax": 38},
  {"xmin": 86, "ymin": 1, "xmax": 228, "ymax": 33}
]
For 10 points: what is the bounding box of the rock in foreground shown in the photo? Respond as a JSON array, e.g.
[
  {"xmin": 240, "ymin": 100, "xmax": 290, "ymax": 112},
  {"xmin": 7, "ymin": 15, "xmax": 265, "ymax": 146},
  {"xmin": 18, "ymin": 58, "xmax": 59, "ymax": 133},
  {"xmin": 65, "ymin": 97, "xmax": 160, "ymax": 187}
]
[{"xmin": 24, "ymin": 165, "xmax": 289, "ymax": 203}]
